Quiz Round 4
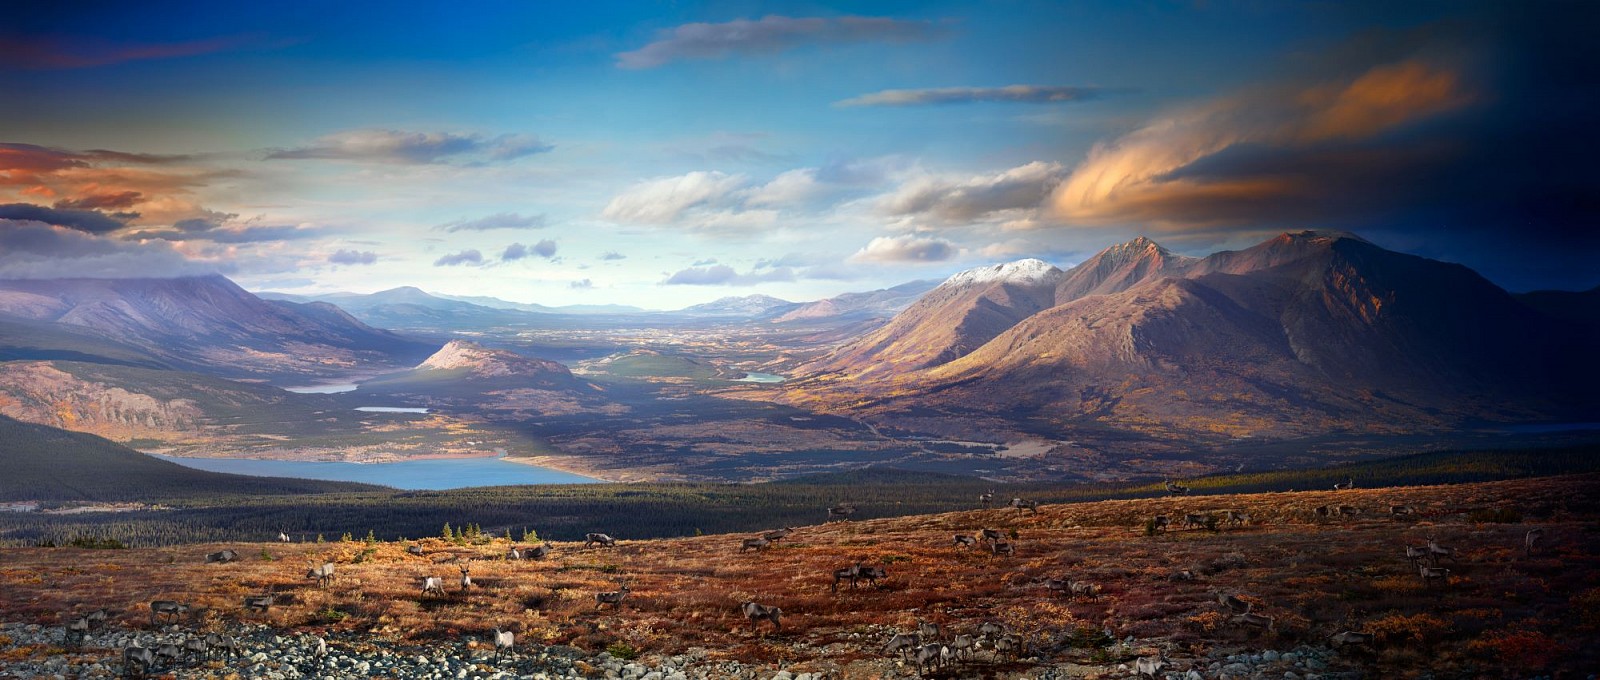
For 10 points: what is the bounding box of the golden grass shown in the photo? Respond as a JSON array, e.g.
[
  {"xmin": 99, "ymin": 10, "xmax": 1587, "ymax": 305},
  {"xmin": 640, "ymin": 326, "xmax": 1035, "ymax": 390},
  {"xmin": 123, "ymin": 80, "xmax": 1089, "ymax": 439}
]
[{"xmin": 2, "ymin": 474, "xmax": 1597, "ymax": 676}]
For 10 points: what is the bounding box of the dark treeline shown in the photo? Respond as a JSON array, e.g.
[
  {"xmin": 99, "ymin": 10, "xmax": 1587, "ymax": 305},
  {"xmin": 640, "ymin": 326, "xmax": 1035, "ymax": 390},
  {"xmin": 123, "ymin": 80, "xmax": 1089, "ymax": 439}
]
[{"xmin": 2, "ymin": 445, "xmax": 1595, "ymax": 548}]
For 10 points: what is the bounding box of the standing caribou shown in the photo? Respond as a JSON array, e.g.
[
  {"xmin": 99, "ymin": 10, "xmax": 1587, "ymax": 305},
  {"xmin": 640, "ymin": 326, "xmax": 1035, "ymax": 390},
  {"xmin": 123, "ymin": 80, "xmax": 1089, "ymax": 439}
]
[
  {"xmin": 584, "ymin": 533, "xmax": 617, "ymax": 549},
  {"xmin": 1007, "ymin": 497, "xmax": 1040, "ymax": 514},
  {"xmin": 422, "ymin": 576, "xmax": 446, "ymax": 597},
  {"xmin": 826, "ymin": 503, "xmax": 856, "ymax": 521},
  {"xmin": 242, "ymin": 594, "xmax": 273, "ymax": 614},
  {"xmin": 306, "ymin": 561, "xmax": 335, "ymax": 588},
  {"xmin": 739, "ymin": 537, "xmax": 771, "ymax": 553},
  {"xmin": 979, "ymin": 490, "xmax": 994, "ymax": 507},
  {"xmin": 1525, "ymin": 528, "xmax": 1545, "ymax": 557},
  {"xmin": 595, "ymin": 582, "xmax": 631, "ymax": 609},
  {"xmin": 148, "ymin": 600, "xmax": 189, "ymax": 625},
  {"xmin": 1164, "ymin": 480, "xmax": 1189, "ymax": 495},
  {"xmin": 205, "ymin": 549, "xmax": 238, "ymax": 564},
  {"xmin": 953, "ymin": 534, "xmax": 978, "ymax": 549},
  {"xmin": 1334, "ymin": 477, "xmax": 1356, "ymax": 490},
  {"xmin": 458, "ymin": 564, "xmax": 474, "ymax": 592},
  {"xmin": 491, "ymin": 628, "xmax": 514, "ymax": 663},
  {"xmin": 741, "ymin": 601, "xmax": 782, "ymax": 632}
]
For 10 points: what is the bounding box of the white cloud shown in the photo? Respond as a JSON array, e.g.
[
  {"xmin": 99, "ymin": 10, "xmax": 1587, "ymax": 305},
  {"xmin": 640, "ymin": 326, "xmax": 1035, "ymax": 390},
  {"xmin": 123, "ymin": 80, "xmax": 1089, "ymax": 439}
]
[
  {"xmin": 879, "ymin": 161, "xmax": 1065, "ymax": 225},
  {"xmin": 616, "ymin": 15, "xmax": 945, "ymax": 69},
  {"xmin": 601, "ymin": 171, "xmax": 747, "ymax": 224},
  {"xmin": 848, "ymin": 235, "xmax": 956, "ymax": 263}
]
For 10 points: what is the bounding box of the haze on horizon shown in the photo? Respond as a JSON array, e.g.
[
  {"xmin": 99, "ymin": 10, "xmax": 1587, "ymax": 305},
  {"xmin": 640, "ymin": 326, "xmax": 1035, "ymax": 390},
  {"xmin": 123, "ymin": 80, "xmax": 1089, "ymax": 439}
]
[{"xmin": 2, "ymin": 1, "xmax": 1596, "ymax": 308}]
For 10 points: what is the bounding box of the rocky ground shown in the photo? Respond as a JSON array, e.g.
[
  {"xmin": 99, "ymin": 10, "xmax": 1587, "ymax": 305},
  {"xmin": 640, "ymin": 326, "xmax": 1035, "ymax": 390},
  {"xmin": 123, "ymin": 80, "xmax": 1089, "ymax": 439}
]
[{"xmin": 0, "ymin": 620, "xmax": 1366, "ymax": 679}]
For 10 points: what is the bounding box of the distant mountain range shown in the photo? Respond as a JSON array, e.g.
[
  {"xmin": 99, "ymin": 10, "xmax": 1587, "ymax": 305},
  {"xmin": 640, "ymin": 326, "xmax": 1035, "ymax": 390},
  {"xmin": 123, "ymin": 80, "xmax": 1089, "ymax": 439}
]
[
  {"xmin": 0, "ymin": 275, "xmax": 430, "ymax": 378},
  {"xmin": 788, "ymin": 231, "xmax": 1599, "ymax": 443}
]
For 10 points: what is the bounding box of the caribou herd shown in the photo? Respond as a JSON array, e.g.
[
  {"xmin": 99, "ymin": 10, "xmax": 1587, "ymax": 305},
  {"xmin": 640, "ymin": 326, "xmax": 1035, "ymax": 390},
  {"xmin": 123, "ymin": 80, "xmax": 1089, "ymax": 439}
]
[{"xmin": 52, "ymin": 480, "xmax": 1556, "ymax": 679}]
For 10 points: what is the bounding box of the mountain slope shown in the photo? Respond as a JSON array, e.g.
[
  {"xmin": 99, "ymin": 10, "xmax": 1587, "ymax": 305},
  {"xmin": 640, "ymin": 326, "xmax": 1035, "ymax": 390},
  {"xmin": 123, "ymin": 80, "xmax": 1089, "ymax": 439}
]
[
  {"xmin": 0, "ymin": 415, "xmax": 382, "ymax": 501},
  {"xmin": 0, "ymin": 275, "xmax": 431, "ymax": 378},
  {"xmin": 799, "ymin": 259, "xmax": 1064, "ymax": 379},
  {"xmin": 676, "ymin": 294, "xmax": 799, "ymax": 318},
  {"xmin": 773, "ymin": 280, "xmax": 938, "ymax": 323},
  {"xmin": 790, "ymin": 232, "xmax": 1595, "ymax": 442}
]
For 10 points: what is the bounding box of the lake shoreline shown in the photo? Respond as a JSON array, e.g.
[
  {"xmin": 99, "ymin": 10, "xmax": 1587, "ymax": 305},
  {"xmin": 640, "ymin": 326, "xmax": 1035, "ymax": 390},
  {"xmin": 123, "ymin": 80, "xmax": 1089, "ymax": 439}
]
[{"xmin": 149, "ymin": 452, "xmax": 601, "ymax": 489}]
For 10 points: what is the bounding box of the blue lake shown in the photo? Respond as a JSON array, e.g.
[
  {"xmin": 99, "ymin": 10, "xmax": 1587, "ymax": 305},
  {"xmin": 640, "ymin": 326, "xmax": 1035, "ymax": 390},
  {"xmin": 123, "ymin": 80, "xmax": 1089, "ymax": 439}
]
[
  {"xmin": 151, "ymin": 454, "xmax": 599, "ymax": 489},
  {"xmin": 283, "ymin": 383, "xmax": 360, "ymax": 394},
  {"xmin": 734, "ymin": 372, "xmax": 786, "ymax": 383}
]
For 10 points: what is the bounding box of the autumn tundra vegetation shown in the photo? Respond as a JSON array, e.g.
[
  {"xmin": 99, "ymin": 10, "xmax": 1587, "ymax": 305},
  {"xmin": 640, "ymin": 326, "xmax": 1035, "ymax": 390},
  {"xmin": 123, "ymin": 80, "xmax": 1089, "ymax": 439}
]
[{"xmin": 1, "ymin": 473, "xmax": 1596, "ymax": 677}]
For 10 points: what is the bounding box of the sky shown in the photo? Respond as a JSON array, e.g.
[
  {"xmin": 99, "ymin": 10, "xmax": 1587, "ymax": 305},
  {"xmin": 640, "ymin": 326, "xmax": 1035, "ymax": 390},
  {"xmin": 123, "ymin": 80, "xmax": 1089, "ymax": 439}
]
[{"xmin": 1, "ymin": 1, "xmax": 1596, "ymax": 308}]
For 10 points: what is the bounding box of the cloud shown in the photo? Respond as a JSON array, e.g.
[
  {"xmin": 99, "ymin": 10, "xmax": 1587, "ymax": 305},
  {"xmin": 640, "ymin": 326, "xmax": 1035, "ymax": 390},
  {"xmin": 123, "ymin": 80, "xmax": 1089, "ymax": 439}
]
[
  {"xmin": 0, "ymin": 34, "xmax": 278, "ymax": 70},
  {"xmin": 616, "ymin": 15, "xmax": 946, "ymax": 69},
  {"xmin": 328, "ymin": 249, "xmax": 377, "ymax": 265},
  {"xmin": 569, "ymin": 278, "xmax": 595, "ymax": 290},
  {"xmin": 267, "ymin": 129, "xmax": 552, "ymax": 165},
  {"xmin": 600, "ymin": 251, "xmax": 626, "ymax": 261},
  {"xmin": 53, "ymin": 191, "xmax": 142, "ymax": 210},
  {"xmin": 837, "ymin": 85, "xmax": 1113, "ymax": 107},
  {"xmin": 0, "ymin": 203, "xmax": 128, "ymax": 233},
  {"xmin": 848, "ymin": 235, "xmax": 956, "ymax": 263},
  {"xmin": 0, "ymin": 219, "xmax": 221, "ymax": 278},
  {"xmin": 433, "ymin": 249, "xmax": 484, "ymax": 267},
  {"xmin": 601, "ymin": 171, "xmax": 747, "ymax": 224},
  {"xmin": 661, "ymin": 264, "xmax": 796, "ymax": 286},
  {"xmin": 436, "ymin": 212, "xmax": 546, "ymax": 232},
  {"xmin": 880, "ymin": 161, "xmax": 1065, "ymax": 224},
  {"xmin": 503, "ymin": 240, "xmax": 557, "ymax": 261},
  {"xmin": 1049, "ymin": 58, "xmax": 1476, "ymax": 228}
]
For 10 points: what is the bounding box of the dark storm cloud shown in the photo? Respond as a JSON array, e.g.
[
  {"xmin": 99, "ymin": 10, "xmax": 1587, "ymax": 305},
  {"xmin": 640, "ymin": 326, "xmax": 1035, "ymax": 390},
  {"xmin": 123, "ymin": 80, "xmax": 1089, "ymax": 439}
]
[{"xmin": 0, "ymin": 203, "xmax": 127, "ymax": 233}]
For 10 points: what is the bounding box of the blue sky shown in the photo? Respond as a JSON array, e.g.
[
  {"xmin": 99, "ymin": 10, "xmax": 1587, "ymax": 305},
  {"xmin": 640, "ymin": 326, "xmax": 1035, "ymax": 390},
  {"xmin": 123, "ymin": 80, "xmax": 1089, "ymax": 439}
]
[{"xmin": 2, "ymin": 1, "xmax": 1595, "ymax": 307}]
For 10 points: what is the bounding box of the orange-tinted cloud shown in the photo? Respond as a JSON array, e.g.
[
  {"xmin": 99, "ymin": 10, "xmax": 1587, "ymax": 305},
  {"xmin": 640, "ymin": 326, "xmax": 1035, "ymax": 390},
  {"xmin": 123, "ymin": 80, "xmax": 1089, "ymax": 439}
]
[{"xmin": 1051, "ymin": 58, "xmax": 1476, "ymax": 228}]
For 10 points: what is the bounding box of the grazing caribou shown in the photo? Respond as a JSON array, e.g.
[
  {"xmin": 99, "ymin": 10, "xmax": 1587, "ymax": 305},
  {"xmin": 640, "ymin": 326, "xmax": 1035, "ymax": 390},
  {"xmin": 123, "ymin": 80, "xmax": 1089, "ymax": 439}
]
[
  {"xmin": 1136, "ymin": 654, "xmax": 1167, "ymax": 678},
  {"xmin": 1314, "ymin": 505, "xmax": 1333, "ymax": 518},
  {"xmin": 739, "ymin": 537, "xmax": 771, "ymax": 553},
  {"xmin": 980, "ymin": 528, "xmax": 1005, "ymax": 543},
  {"xmin": 1418, "ymin": 564, "xmax": 1451, "ymax": 586},
  {"xmin": 915, "ymin": 643, "xmax": 948, "ymax": 674},
  {"xmin": 148, "ymin": 600, "xmax": 189, "ymax": 625},
  {"xmin": 1183, "ymin": 512, "xmax": 1211, "ymax": 530},
  {"xmin": 1044, "ymin": 577, "xmax": 1068, "ymax": 597},
  {"xmin": 63, "ymin": 615, "xmax": 89, "ymax": 647},
  {"xmin": 183, "ymin": 635, "xmax": 209, "ymax": 663},
  {"xmin": 595, "ymin": 583, "xmax": 631, "ymax": 610},
  {"xmin": 506, "ymin": 546, "xmax": 523, "ymax": 561},
  {"xmin": 205, "ymin": 549, "xmax": 238, "ymax": 564},
  {"xmin": 1150, "ymin": 515, "xmax": 1171, "ymax": 532},
  {"xmin": 1165, "ymin": 480, "xmax": 1189, "ymax": 495},
  {"xmin": 1330, "ymin": 631, "xmax": 1375, "ymax": 647},
  {"xmin": 1426, "ymin": 536, "xmax": 1454, "ymax": 563},
  {"xmin": 242, "ymin": 594, "xmax": 273, "ymax": 614},
  {"xmin": 306, "ymin": 561, "xmax": 335, "ymax": 588},
  {"xmin": 990, "ymin": 540, "xmax": 1015, "ymax": 556},
  {"xmin": 422, "ymin": 576, "xmax": 446, "ymax": 597},
  {"xmin": 1232, "ymin": 612, "xmax": 1275, "ymax": 632},
  {"xmin": 993, "ymin": 633, "xmax": 1022, "ymax": 660},
  {"xmin": 1338, "ymin": 505, "xmax": 1361, "ymax": 517},
  {"xmin": 526, "ymin": 543, "xmax": 550, "ymax": 560},
  {"xmin": 857, "ymin": 565, "xmax": 886, "ymax": 588},
  {"xmin": 584, "ymin": 533, "xmax": 617, "ymax": 549},
  {"xmin": 884, "ymin": 633, "xmax": 918, "ymax": 660},
  {"xmin": 831, "ymin": 563, "xmax": 862, "ymax": 593},
  {"xmin": 978, "ymin": 621, "xmax": 1007, "ymax": 640},
  {"xmin": 85, "ymin": 608, "xmax": 108, "ymax": 630},
  {"xmin": 1334, "ymin": 477, "xmax": 1355, "ymax": 490},
  {"xmin": 953, "ymin": 534, "xmax": 978, "ymax": 549},
  {"xmin": 1218, "ymin": 592, "xmax": 1251, "ymax": 614},
  {"xmin": 407, "ymin": 545, "xmax": 425, "ymax": 556},
  {"xmin": 741, "ymin": 601, "xmax": 782, "ymax": 632},
  {"xmin": 491, "ymin": 628, "xmax": 514, "ymax": 663},
  {"xmin": 1223, "ymin": 510, "xmax": 1250, "ymax": 526},
  {"xmin": 205, "ymin": 633, "xmax": 241, "ymax": 660},
  {"xmin": 761, "ymin": 527, "xmax": 796, "ymax": 542},
  {"xmin": 1007, "ymin": 497, "xmax": 1040, "ymax": 514},
  {"xmin": 153, "ymin": 640, "xmax": 183, "ymax": 669},
  {"xmin": 1069, "ymin": 580, "xmax": 1101, "ymax": 598},
  {"xmin": 949, "ymin": 634, "xmax": 976, "ymax": 661},
  {"xmin": 827, "ymin": 504, "xmax": 856, "ymax": 521},
  {"xmin": 1390, "ymin": 505, "xmax": 1414, "ymax": 517},
  {"xmin": 122, "ymin": 644, "xmax": 155, "ymax": 677},
  {"xmin": 1525, "ymin": 528, "xmax": 1545, "ymax": 557},
  {"xmin": 918, "ymin": 620, "xmax": 941, "ymax": 642}
]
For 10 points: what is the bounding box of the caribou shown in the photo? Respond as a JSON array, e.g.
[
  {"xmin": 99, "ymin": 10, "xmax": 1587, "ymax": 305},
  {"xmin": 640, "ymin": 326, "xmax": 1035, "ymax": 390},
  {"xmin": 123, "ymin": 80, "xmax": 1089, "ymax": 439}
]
[
  {"xmin": 242, "ymin": 594, "xmax": 273, "ymax": 614},
  {"xmin": 1150, "ymin": 515, "xmax": 1171, "ymax": 532},
  {"xmin": 407, "ymin": 545, "xmax": 425, "ymax": 556},
  {"xmin": 204, "ymin": 549, "xmax": 238, "ymax": 564},
  {"xmin": 306, "ymin": 561, "xmax": 335, "ymax": 588},
  {"xmin": 148, "ymin": 600, "xmax": 189, "ymax": 625},
  {"xmin": 205, "ymin": 633, "xmax": 241, "ymax": 659},
  {"xmin": 918, "ymin": 619, "xmax": 941, "ymax": 642},
  {"xmin": 584, "ymin": 533, "xmax": 617, "ymax": 549},
  {"xmin": 1232, "ymin": 612, "xmax": 1275, "ymax": 632},
  {"xmin": 884, "ymin": 632, "xmax": 919, "ymax": 660},
  {"xmin": 85, "ymin": 608, "xmax": 108, "ymax": 630},
  {"xmin": 761, "ymin": 527, "xmax": 796, "ymax": 542},
  {"xmin": 1334, "ymin": 477, "xmax": 1355, "ymax": 490},
  {"xmin": 1165, "ymin": 480, "xmax": 1189, "ymax": 495},
  {"xmin": 739, "ymin": 537, "xmax": 771, "ymax": 553},
  {"xmin": 153, "ymin": 640, "xmax": 183, "ymax": 669},
  {"xmin": 1390, "ymin": 505, "xmax": 1414, "ymax": 517},
  {"xmin": 1183, "ymin": 512, "xmax": 1211, "ymax": 530},
  {"xmin": 526, "ymin": 543, "xmax": 550, "ymax": 560},
  {"xmin": 1525, "ymin": 528, "xmax": 1545, "ymax": 557},
  {"xmin": 979, "ymin": 490, "xmax": 994, "ymax": 508},
  {"xmin": 978, "ymin": 621, "xmax": 1007, "ymax": 640},
  {"xmin": 594, "ymin": 582, "xmax": 631, "ymax": 610},
  {"xmin": 826, "ymin": 503, "xmax": 856, "ymax": 521},
  {"xmin": 980, "ymin": 528, "xmax": 1005, "ymax": 543},
  {"xmin": 122, "ymin": 644, "xmax": 156, "ymax": 677},
  {"xmin": 741, "ymin": 601, "xmax": 782, "ymax": 632},
  {"xmin": 993, "ymin": 633, "xmax": 1022, "ymax": 660},
  {"xmin": 422, "ymin": 576, "xmax": 446, "ymax": 597},
  {"xmin": 1418, "ymin": 564, "xmax": 1451, "ymax": 586},
  {"xmin": 949, "ymin": 634, "xmax": 976, "ymax": 661},
  {"xmin": 458, "ymin": 564, "xmax": 474, "ymax": 592},
  {"xmin": 914, "ymin": 643, "xmax": 948, "ymax": 674},
  {"xmin": 278, "ymin": 531, "xmax": 291, "ymax": 543},
  {"xmin": 1426, "ymin": 536, "xmax": 1454, "ymax": 563},
  {"xmin": 1404, "ymin": 545, "xmax": 1429, "ymax": 565},
  {"xmin": 183, "ymin": 635, "xmax": 209, "ymax": 663},
  {"xmin": 1330, "ymin": 631, "xmax": 1375, "ymax": 647},
  {"xmin": 63, "ymin": 615, "xmax": 90, "ymax": 647},
  {"xmin": 953, "ymin": 534, "xmax": 978, "ymax": 549},
  {"xmin": 1223, "ymin": 510, "xmax": 1250, "ymax": 526},
  {"xmin": 1136, "ymin": 653, "xmax": 1167, "ymax": 678},
  {"xmin": 857, "ymin": 564, "xmax": 886, "ymax": 588},
  {"xmin": 990, "ymin": 540, "xmax": 1016, "ymax": 556},
  {"xmin": 491, "ymin": 628, "xmax": 514, "ymax": 663},
  {"xmin": 1069, "ymin": 580, "xmax": 1102, "ymax": 598},
  {"xmin": 1007, "ymin": 497, "xmax": 1040, "ymax": 514},
  {"xmin": 1218, "ymin": 592, "xmax": 1252, "ymax": 614},
  {"xmin": 506, "ymin": 546, "xmax": 523, "ymax": 561},
  {"xmin": 1338, "ymin": 505, "xmax": 1361, "ymax": 517},
  {"xmin": 831, "ymin": 563, "xmax": 863, "ymax": 593}
]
